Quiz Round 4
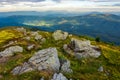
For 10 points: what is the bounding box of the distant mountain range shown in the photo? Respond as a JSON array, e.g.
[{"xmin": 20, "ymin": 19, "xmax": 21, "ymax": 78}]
[
  {"xmin": 0, "ymin": 11, "xmax": 120, "ymax": 17},
  {"xmin": 0, "ymin": 11, "xmax": 120, "ymax": 45}
]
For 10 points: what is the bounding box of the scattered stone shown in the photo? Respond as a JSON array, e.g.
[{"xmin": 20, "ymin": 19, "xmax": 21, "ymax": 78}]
[
  {"xmin": 35, "ymin": 35, "xmax": 42, "ymax": 40},
  {"xmin": 51, "ymin": 73, "xmax": 68, "ymax": 80},
  {"xmin": 52, "ymin": 30, "xmax": 68, "ymax": 40},
  {"xmin": 16, "ymin": 27, "xmax": 27, "ymax": 35},
  {"xmin": 27, "ymin": 44, "xmax": 35, "ymax": 50},
  {"xmin": 12, "ymin": 48, "xmax": 60, "ymax": 75},
  {"xmin": 30, "ymin": 31, "xmax": 43, "ymax": 41},
  {"xmin": 12, "ymin": 62, "xmax": 34, "ymax": 75},
  {"xmin": 61, "ymin": 60, "xmax": 73, "ymax": 73},
  {"xmin": 98, "ymin": 66, "xmax": 104, "ymax": 72},
  {"xmin": 0, "ymin": 46, "xmax": 23, "ymax": 57},
  {"xmin": 31, "ymin": 31, "xmax": 39, "ymax": 36},
  {"xmin": 64, "ymin": 38, "xmax": 101, "ymax": 59}
]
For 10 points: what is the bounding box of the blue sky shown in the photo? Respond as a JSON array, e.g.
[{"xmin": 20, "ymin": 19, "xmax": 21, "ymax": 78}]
[{"xmin": 0, "ymin": 0, "xmax": 120, "ymax": 12}]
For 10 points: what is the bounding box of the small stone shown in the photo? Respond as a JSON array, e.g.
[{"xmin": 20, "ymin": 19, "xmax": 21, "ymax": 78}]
[
  {"xmin": 40, "ymin": 77, "xmax": 44, "ymax": 80},
  {"xmin": 35, "ymin": 35, "xmax": 42, "ymax": 40},
  {"xmin": 27, "ymin": 44, "xmax": 35, "ymax": 50},
  {"xmin": 98, "ymin": 66, "xmax": 104, "ymax": 72}
]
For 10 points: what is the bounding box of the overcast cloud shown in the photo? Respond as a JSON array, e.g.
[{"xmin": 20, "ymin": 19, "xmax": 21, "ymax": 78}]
[{"xmin": 0, "ymin": 0, "xmax": 119, "ymax": 12}]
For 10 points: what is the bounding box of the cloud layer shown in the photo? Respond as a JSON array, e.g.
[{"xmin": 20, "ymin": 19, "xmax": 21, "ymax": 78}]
[{"xmin": 0, "ymin": 0, "xmax": 120, "ymax": 12}]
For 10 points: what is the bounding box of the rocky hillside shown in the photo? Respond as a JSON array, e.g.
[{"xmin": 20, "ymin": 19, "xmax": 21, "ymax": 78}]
[{"xmin": 0, "ymin": 27, "xmax": 120, "ymax": 80}]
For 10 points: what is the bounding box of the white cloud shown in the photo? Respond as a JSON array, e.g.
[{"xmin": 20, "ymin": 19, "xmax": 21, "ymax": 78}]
[{"xmin": 0, "ymin": 0, "xmax": 119, "ymax": 12}]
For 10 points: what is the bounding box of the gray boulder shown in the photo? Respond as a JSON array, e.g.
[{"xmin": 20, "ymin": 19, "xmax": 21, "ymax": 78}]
[
  {"xmin": 64, "ymin": 38, "xmax": 101, "ymax": 59},
  {"xmin": 61, "ymin": 60, "xmax": 73, "ymax": 73},
  {"xmin": 51, "ymin": 73, "xmax": 68, "ymax": 80},
  {"xmin": 52, "ymin": 30, "xmax": 68, "ymax": 40},
  {"xmin": 29, "ymin": 48, "xmax": 60, "ymax": 71},
  {"xmin": 0, "ymin": 46, "xmax": 23, "ymax": 57},
  {"xmin": 12, "ymin": 48, "xmax": 60, "ymax": 75}
]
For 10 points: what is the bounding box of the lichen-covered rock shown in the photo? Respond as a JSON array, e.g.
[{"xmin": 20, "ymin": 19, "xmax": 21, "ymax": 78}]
[
  {"xmin": 11, "ymin": 62, "xmax": 34, "ymax": 75},
  {"xmin": 12, "ymin": 48, "xmax": 60, "ymax": 75},
  {"xmin": 51, "ymin": 73, "xmax": 68, "ymax": 80},
  {"xmin": 64, "ymin": 38, "xmax": 101, "ymax": 59},
  {"xmin": 52, "ymin": 30, "xmax": 68, "ymax": 40},
  {"xmin": 0, "ymin": 46, "xmax": 23, "ymax": 57},
  {"xmin": 29, "ymin": 48, "xmax": 60, "ymax": 71},
  {"xmin": 61, "ymin": 60, "xmax": 73, "ymax": 73}
]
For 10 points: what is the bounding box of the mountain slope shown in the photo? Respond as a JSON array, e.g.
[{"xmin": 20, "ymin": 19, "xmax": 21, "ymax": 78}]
[{"xmin": 0, "ymin": 27, "xmax": 120, "ymax": 80}]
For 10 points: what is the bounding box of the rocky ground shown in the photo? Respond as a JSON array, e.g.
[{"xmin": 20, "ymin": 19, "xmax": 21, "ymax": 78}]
[{"xmin": 0, "ymin": 27, "xmax": 120, "ymax": 80}]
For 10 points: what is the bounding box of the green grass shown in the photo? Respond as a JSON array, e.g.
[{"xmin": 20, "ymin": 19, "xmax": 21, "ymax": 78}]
[{"xmin": 0, "ymin": 27, "xmax": 120, "ymax": 80}]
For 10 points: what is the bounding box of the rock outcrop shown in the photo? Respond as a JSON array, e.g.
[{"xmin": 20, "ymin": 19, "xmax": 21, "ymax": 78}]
[
  {"xmin": 64, "ymin": 38, "xmax": 101, "ymax": 59},
  {"xmin": 51, "ymin": 73, "xmax": 68, "ymax": 80},
  {"xmin": 52, "ymin": 30, "xmax": 68, "ymax": 40},
  {"xmin": 0, "ymin": 46, "xmax": 23, "ymax": 57},
  {"xmin": 12, "ymin": 48, "xmax": 60, "ymax": 75}
]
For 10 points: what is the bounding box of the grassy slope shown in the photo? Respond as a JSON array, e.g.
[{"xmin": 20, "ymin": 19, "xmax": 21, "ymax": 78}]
[{"xmin": 0, "ymin": 27, "xmax": 120, "ymax": 80}]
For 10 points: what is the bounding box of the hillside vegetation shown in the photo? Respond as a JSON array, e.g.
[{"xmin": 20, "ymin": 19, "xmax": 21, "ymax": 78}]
[{"xmin": 0, "ymin": 27, "xmax": 120, "ymax": 80}]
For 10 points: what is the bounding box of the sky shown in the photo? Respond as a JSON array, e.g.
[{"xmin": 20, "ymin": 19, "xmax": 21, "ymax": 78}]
[{"xmin": 0, "ymin": 0, "xmax": 120, "ymax": 12}]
